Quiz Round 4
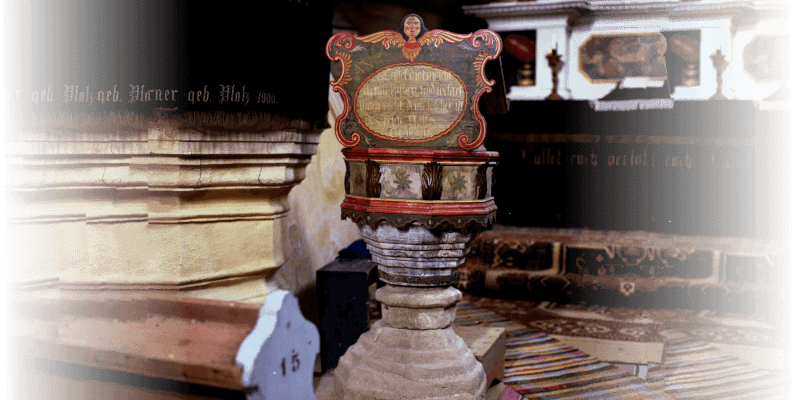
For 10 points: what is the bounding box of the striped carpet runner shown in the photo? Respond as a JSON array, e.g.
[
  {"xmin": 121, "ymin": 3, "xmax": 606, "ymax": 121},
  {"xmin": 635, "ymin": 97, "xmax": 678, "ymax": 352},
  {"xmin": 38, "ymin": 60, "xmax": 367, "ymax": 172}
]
[
  {"xmin": 455, "ymin": 301, "xmax": 673, "ymax": 399},
  {"xmin": 455, "ymin": 300, "xmax": 789, "ymax": 399},
  {"xmin": 647, "ymin": 339, "xmax": 789, "ymax": 399}
]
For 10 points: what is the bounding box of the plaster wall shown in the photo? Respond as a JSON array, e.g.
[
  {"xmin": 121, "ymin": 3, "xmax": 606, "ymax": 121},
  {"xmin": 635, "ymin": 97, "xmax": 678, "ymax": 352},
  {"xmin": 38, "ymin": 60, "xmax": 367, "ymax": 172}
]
[{"xmin": 271, "ymin": 85, "xmax": 362, "ymax": 296}]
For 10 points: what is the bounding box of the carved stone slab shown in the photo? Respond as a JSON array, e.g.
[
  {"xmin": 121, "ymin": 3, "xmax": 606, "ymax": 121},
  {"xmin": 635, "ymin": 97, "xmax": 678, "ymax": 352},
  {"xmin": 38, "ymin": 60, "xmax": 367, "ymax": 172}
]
[
  {"xmin": 326, "ymin": 14, "xmax": 502, "ymax": 151},
  {"xmin": 236, "ymin": 290, "xmax": 319, "ymax": 400}
]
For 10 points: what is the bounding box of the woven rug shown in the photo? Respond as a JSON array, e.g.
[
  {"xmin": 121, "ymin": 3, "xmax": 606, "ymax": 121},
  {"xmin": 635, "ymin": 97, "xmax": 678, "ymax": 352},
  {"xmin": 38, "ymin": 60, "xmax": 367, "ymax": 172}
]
[
  {"xmin": 454, "ymin": 301, "xmax": 674, "ymax": 399},
  {"xmin": 455, "ymin": 299, "xmax": 790, "ymax": 399},
  {"xmin": 647, "ymin": 339, "xmax": 789, "ymax": 399},
  {"xmin": 463, "ymin": 294, "xmax": 785, "ymax": 371}
]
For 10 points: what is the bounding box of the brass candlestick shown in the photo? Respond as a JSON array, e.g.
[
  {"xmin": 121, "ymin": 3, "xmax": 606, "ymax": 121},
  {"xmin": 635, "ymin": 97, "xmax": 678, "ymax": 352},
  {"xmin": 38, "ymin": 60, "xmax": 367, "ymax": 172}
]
[
  {"xmin": 517, "ymin": 63, "xmax": 535, "ymax": 86},
  {"xmin": 682, "ymin": 62, "xmax": 699, "ymax": 86},
  {"xmin": 545, "ymin": 49, "xmax": 563, "ymax": 100},
  {"xmin": 710, "ymin": 48, "xmax": 729, "ymax": 100}
]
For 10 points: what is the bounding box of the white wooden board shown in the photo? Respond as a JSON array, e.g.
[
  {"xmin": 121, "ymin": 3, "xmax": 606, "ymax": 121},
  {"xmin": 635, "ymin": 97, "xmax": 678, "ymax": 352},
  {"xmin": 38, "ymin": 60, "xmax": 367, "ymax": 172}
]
[{"xmin": 236, "ymin": 290, "xmax": 319, "ymax": 400}]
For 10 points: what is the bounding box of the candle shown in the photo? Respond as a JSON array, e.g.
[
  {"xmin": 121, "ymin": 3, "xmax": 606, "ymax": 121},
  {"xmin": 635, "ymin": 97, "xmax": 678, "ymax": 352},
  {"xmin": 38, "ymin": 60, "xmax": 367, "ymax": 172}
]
[{"xmin": 551, "ymin": 33, "xmax": 557, "ymax": 51}]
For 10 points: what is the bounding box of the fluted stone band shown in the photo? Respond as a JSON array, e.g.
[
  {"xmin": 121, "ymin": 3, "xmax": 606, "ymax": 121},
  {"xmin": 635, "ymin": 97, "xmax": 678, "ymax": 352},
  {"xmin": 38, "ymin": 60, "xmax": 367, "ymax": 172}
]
[{"xmin": 358, "ymin": 222, "xmax": 476, "ymax": 286}]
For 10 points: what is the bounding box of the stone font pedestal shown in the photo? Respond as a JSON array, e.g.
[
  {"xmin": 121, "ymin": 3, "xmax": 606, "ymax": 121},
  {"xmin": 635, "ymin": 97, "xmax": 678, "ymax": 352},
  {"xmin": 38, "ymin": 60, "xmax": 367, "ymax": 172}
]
[{"xmin": 334, "ymin": 223, "xmax": 485, "ymax": 399}]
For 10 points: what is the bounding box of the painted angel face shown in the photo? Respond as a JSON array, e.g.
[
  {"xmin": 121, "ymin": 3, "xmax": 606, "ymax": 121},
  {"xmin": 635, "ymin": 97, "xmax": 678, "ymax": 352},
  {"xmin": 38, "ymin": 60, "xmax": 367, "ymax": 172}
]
[{"xmin": 404, "ymin": 16, "xmax": 421, "ymax": 39}]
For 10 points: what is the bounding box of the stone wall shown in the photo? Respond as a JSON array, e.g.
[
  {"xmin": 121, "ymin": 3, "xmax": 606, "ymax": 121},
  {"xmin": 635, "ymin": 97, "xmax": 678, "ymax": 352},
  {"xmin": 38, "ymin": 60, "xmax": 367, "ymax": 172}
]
[{"xmin": 271, "ymin": 86, "xmax": 363, "ymax": 304}]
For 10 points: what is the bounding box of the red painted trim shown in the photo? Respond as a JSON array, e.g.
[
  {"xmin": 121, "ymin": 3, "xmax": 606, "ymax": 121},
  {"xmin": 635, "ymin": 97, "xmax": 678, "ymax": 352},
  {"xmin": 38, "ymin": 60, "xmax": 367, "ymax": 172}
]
[
  {"xmin": 471, "ymin": 30, "xmax": 502, "ymax": 59},
  {"xmin": 326, "ymin": 32, "xmax": 357, "ymax": 58},
  {"xmin": 352, "ymin": 62, "xmax": 468, "ymax": 144},
  {"xmin": 327, "ymin": 32, "xmax": 362, "ymax": 147},
  {"xmin": 459, "ymin": 86, "xmax": 491, "ymax": 150},
  {"xmin": 459, "ymin": 29, "xmax": 503, "ymax": 151},
  {"xmin": 341, "ymin": 196, "xmax": 497, "ymax": 216},
  {"xmin": 332, "ymin": 86, "xmax": 361, "ymax": 147},
  {"xmin": 342, "ymin": 148, "xmax": 499, "ymax": 163}
]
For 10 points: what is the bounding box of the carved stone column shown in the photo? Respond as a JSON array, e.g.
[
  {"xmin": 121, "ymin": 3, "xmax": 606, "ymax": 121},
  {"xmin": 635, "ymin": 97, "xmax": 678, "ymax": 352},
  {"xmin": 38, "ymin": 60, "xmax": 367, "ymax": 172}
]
[
  {"xmin": 5, "ymin": 1, "xmax": 336, "ymax": 305},
  {"xmin": 6, "ymin": 113, "xmax": 321, "ymax": 304},
  {"xmin": 325, "ymin": 15, "xmax": 502, "ymax": 399}
]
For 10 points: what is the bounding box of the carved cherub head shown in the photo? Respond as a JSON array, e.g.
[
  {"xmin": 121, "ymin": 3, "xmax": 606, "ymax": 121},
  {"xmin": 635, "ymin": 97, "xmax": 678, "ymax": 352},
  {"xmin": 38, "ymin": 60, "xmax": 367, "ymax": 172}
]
[{"xmin": 397, "ymin": 13, "xmax": 427, "ymax": 41}]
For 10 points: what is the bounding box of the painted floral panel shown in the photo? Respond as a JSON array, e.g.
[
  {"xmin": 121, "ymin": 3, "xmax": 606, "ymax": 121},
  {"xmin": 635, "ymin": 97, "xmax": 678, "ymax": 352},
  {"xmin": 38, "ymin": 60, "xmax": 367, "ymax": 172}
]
[{"xmin": 379, "ymin": 164, "xmax": 423, "ymax": 200}]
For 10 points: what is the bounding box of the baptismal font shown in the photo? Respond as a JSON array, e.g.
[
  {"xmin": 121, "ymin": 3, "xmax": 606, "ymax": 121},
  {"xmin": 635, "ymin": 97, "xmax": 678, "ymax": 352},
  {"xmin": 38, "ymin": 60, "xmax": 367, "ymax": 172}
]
[{"xmin": 325, "ymin": 14, "xmax": 502, "ymax": 399}]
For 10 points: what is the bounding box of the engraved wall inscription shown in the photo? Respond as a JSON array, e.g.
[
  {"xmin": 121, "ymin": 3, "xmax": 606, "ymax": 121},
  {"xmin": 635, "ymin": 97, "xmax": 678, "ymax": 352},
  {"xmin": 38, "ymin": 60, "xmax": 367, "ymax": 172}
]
[{"xmin": 354, "ymin": 63, "xmax": 467, "ymax": 142}]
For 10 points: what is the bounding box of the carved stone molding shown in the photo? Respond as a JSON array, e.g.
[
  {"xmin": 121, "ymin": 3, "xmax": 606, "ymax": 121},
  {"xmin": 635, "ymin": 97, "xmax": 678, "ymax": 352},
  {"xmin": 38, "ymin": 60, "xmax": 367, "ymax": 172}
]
[
  {"xmin": 358, "ymin": 222, "xmax": 479, "ymax": 287},
  {"xmin": 7, "ymin": 124, "xmax": 322, "ymax": 303}
]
